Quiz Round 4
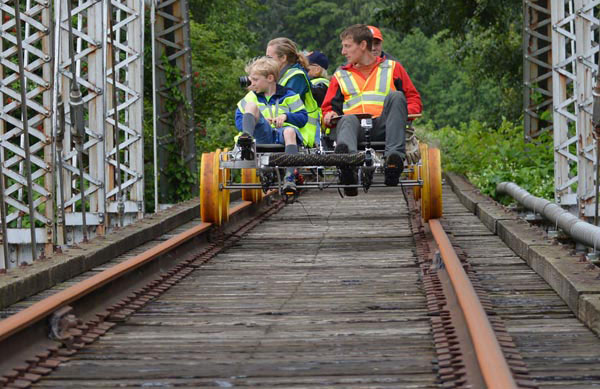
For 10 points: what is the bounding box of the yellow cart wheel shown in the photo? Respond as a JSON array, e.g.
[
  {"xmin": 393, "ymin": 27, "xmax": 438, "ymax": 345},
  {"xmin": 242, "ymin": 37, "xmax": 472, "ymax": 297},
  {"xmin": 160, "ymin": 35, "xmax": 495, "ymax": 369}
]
[
  {"xmin": 411, "ymin": 164, "xmax": 421, "ymax": 201},
  {"xmin": 427, "ymin": 147, "xmax": 443, "ymax": 219},
  {"xmin": 220, "ymin": 149, "xmax": 230, "ymax": 223},
  {"xmin": 241, "ymin": 168, "xmax": 263, "ymax": 203},
  {"xmin": 414, "ymin": 143, "xmax": 429, "ymax": 201},
  {"xmin": 420, "ymin": 143, "xmax": 431, "ymax": 222},
  {"xmin": 253, "ymin": 173, "xmax": 264, "ymax": 203},
  {"xmin": 409, "ymin": 166, "xmax": 416, "ymax": 199},
  {"xmin": 200, "ymin": 151, "xmax": 222, "ymax": 225}
]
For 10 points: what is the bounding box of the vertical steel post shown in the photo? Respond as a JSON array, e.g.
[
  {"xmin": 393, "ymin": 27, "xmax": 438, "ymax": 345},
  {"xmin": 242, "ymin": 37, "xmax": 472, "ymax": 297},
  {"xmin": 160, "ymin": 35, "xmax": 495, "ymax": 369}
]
[
  {"xmin": 177, "ymin": 0, "xmax": 197, "ymax": 196},
  {"xmin": 523, "ymin": 0, "xmax": 553, "ymax": 140},
  {"xmin": 107, "ymin": 0, "xmax": 124, "ymax": 227},
  {"xmin": 0, "ymin": 153, "xmax": 9, "ymax": 269},
  {"xmin": 573, "ymin": 0, "xmax": 596, "ymax": 218},
  {"xmin": 593, "ymin": 38, "xmax": 600, "ymax": 225},
  {"xmin": 14, "ymin": 0, "xmax": 37, "ymax": 260},
  {"xmin": 66, "ymin": 0, "xmax": 88, "ymax": 241},
  {"xmin": 550, "ymin": 0, "xmax": 600, "ymax": 218},
  {"xmin": 551, "ymin": 0, "xmax": 577, "ymax": 206},
  {"xmin": 56, "ymin": 96, "xmax": 66, "ymax": 245},
  {"xmin": 151, "ymin": 0, "xmax": 158, "ymax": 213}
]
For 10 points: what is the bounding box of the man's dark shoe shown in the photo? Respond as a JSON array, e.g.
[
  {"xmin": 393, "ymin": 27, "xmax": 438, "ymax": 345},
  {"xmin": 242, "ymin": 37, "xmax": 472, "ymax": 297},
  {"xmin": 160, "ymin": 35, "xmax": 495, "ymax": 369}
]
[
  {"xmin": 237, "ymin": 133, "xmax": 255, "ymax": 160},
  {"xmin": 334, "ymin": 143, "xmax": 358, "ymax": 196},
  {"xmin": 339, "ymin": 167, "xmax": 358, "ymax": 197},
  {"xmin": 384, "ymin": 152, "xmax": 404, "ymax": 186},
  {"xmin": 334, "ymin": 143, "xmax": 349, "ymax": 154}
]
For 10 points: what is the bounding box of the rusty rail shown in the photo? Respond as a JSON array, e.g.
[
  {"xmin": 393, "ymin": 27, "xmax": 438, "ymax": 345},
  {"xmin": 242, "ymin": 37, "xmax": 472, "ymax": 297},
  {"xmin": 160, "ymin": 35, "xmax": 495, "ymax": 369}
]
[
  {"xmin": 0, "ymin": 198, "xmax": 257, "ymax": 343},
  {"xmin": 429, "ymin": 219, "xmax": 517, "ymax": 389},
  {"xmin": 0, "ymin": 222, "xmax": 210, "ymax": 342}
]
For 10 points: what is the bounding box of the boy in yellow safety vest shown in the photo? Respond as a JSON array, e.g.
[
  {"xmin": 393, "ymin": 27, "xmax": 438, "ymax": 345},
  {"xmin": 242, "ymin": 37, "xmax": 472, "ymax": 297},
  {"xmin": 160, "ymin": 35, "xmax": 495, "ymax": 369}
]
[{"xmin": 235, "ymin": 56, "xmax": 308, "ymax": 193}]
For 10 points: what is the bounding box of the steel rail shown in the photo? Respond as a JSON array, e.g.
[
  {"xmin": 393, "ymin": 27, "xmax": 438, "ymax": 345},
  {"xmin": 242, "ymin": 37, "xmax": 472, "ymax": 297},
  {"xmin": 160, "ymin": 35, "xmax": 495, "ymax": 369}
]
[
  {"xmin": 0, "ymin": 222, "xmax": 206, "ymax": 342},
  {"xmin": 429, "ymin": 219, "xmax": 517, "ymax": 389},
  {"xmin": 0, "ymin": 199, "xmax": 255, "ymax": 343}
]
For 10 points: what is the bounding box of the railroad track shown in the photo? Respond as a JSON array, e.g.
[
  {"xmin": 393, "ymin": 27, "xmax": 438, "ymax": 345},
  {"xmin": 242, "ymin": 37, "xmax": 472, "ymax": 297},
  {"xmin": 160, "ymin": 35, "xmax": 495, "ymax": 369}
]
[{"xmin": 1, "ymin": 183, "xmax": 600, "ymax": 388}]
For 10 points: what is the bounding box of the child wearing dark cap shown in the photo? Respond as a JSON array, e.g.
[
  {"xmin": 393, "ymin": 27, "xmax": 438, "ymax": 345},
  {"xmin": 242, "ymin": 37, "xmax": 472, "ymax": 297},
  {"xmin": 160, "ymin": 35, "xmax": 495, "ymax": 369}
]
[{"xmin": 306, "ymin": 51, "xmax": 330, "ymax": 106}]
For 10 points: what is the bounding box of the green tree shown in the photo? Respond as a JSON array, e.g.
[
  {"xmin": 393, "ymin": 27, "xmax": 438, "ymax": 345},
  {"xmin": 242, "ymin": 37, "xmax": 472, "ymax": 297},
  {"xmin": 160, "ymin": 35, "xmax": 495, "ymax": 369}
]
[
  {"xmin": 396, "ymin": 29, "xmax": 508, "ymax": 127},
  {"xmin": 377, "ymin": 0, "xmax": 523, "ymax": 123},
  {"xmin": 142, "ymin": 0, "xmax": 261, "ymax": 210},
  {"xmin": 375, "ymin": 0, "xmax": 521, "ymax": 38},
  {"xmin": 249, "ymin": 0, "xmax": 390, "ymax": 68}
]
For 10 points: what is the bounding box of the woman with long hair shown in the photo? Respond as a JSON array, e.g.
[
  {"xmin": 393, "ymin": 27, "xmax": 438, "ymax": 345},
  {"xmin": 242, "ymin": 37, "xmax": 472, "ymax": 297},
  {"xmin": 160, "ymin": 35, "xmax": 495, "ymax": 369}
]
[{"xmin": 266, "ymin": 38, "xmax": 320, "ymax": 147}]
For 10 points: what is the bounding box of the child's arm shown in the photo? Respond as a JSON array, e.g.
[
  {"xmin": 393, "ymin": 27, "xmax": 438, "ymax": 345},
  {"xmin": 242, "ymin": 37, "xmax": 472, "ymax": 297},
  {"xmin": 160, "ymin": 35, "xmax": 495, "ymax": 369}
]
[{"xmin": 285, "ymin": 107, "xmax": 308, "ymax": 128}]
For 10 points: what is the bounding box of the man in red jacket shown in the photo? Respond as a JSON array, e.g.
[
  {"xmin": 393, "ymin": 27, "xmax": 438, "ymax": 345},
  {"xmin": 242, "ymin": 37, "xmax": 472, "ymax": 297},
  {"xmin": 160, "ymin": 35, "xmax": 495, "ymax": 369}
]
[{"xmin": 322, "ymin": 24, "xmax": 422, "ymax": 196}]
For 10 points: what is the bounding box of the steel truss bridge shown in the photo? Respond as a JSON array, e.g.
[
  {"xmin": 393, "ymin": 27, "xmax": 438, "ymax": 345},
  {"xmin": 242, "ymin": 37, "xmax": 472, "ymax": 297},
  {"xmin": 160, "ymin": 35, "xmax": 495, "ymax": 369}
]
[
  {"xmin": 0, "ymin": 0, "xmax": 195, "ymax": 268},
  {"xmin": 0, "ymin": 0, "xmax": 598, "ymax": 268}
]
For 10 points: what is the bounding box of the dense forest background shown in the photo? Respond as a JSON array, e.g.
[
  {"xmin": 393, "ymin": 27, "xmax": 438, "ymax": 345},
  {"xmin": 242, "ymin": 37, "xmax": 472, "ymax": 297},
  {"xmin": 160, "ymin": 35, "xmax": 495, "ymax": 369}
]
[{"xmin": 143, "ymin": 0, "xmax": 554, "ymax": 208}]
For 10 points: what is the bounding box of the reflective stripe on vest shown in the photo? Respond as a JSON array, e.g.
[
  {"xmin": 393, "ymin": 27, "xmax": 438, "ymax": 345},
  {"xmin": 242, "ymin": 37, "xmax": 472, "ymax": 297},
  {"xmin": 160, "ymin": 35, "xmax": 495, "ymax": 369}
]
[
  {"xmin": 280, "ymin": 67, "xmax": 320, "ymax": 147},
  {"xmin": 237, "ymin": 91, "xmax": 303, "ymax": 130},
  {"xmin": 311, "ymin": 77, "xmax": 330, "ymax": 87},
  {"xmin": 334, "ymin": 60, "xmax": 395, "ymax": 117}
]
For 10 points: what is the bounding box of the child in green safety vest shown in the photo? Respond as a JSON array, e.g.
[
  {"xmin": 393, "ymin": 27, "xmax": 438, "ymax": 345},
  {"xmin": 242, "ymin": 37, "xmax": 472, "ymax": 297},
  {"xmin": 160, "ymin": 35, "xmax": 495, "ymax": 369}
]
[
  {"xmin": 307, "ymin": 50, "xmax": 330, "ymax": 107},
  {"xmin": 266, "ymin": 38, "xmax": 321, "ymax": 148},
  {"xmin": 307, "ymin": 50, "xmax": 332, "ymax": 148},
  {"xmin": 235, "ymin": 56, "xmax": 308, "ymax": 193}
]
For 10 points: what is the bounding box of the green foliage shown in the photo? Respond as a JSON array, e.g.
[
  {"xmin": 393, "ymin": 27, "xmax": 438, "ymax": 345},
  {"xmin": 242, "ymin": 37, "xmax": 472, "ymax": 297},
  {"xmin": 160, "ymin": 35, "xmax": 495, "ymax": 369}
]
[
  {"xmin": 142, "ymin": 99, "xmax": 156, "ymax": 212},
  {"xmin": 375, "ymin": 0, "xmax": 521, "ymax": 39},
  {"xmin": 196, "ymin": 113, "xmax": 239, "ymax": 153},
  {"xmin": 421, "ymin": 120, "xmax": 554, "ymax": 202},
  {"xmin": 189, "ymin": 22, "xmax": 248, "ymax": 131},
  {"xmin": 159, "ymin": 57, "xmax": 196, "ymax": 204},
  {"xmin": 378, "ymin": 1, "xmax": 523, "ymax": 125},
  {"xmin": 396, "ymin": 29, "xmax": 504, "ymax": 128},
  {"xmin": 250, "ymin": 0, "xmax": 388, "ymax": 67},
  {"xmin": 142, "ymin": 0, "xmax": 260, "ymax": 208},
  {"xmin": 188, "ymin": 1, "xmax": 260, "ymax": 153}
]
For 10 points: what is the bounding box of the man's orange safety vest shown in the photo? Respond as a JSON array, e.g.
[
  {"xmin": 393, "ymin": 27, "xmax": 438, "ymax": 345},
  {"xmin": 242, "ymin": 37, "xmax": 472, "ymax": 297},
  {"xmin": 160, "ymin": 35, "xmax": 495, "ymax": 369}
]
[{"xmin": 333, "ymin": 59, "xmax": 396, "ymax": 118}]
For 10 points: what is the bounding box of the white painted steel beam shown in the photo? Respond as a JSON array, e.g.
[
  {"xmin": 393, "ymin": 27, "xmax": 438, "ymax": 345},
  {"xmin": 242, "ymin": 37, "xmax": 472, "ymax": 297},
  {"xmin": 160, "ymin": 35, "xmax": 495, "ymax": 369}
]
[
  {"xmin": 0, "ymin": 0, "xmax": 53, "ymax": 267},
  {"xmin": 550, "ymin": 0, "xmax": 600, "ymax": 217},
  {"xmin": 0, "ymin": 0, "xmax": 149, "ymax": 269}
]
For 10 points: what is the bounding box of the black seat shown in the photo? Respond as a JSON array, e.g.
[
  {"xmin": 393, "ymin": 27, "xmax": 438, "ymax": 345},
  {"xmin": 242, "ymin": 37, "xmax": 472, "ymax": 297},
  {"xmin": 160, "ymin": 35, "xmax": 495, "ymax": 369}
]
[
  {"xmin": 358, "ymin": 141, "xmax": 385, "ymax": 151},
  {"xmin": 256, "ymin": 144, "xmax": 285, "ymax": 152}
]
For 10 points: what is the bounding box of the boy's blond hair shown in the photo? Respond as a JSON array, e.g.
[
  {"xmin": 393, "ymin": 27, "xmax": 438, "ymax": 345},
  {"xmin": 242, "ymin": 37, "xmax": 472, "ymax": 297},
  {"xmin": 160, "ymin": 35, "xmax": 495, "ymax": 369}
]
[{"xmin": 245, "ymin": 56, "xmax": 279, "ymax": 80}]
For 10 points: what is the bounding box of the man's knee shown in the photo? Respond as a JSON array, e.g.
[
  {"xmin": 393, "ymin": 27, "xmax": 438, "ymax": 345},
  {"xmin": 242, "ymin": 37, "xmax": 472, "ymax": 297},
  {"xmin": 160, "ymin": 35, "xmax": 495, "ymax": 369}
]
[
  {"xmin": 337, "ymin": 115, "xmax": 360, "ymax": 134},
  {"xmin": 385, "ymin": 90, "xmax": 407, "ymax": 105}
]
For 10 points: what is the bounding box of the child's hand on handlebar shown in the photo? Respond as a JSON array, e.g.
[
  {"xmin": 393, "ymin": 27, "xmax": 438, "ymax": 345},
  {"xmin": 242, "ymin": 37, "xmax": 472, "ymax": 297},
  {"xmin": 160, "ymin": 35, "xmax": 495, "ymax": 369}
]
[{"xmin": 268, "ymin": 114, "xmax": 287, "ymax": 128}]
